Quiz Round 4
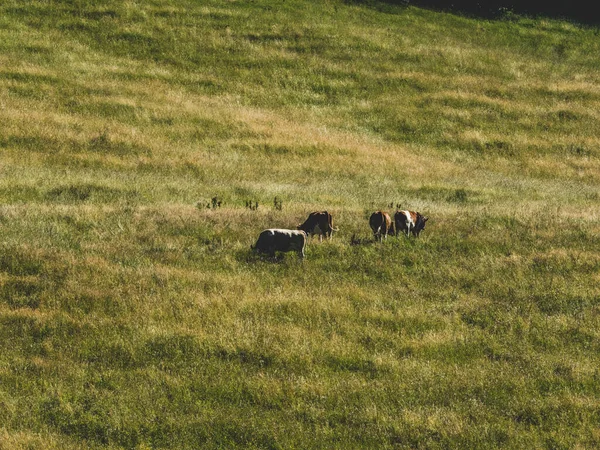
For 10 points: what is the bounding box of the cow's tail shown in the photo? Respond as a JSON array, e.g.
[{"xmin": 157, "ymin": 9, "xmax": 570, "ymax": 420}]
[
  {"xmin": 299, "ymin": 231, "xmax": 307, "ymax": 258},
  {"xmin": 326, "ymin": 212, "xmax": 338, "ymax": 233},
  {"xmin": 375, "ymin": 225, "xmax": 382, "ymax": 239}
]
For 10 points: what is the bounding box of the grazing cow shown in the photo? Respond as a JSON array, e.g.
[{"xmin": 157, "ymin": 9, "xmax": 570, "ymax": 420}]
[
  {"xmin": 251, "ymin": 229, "xmax": 307, "ymax": 258},
  {"xmin": 369, "ymin": 211, "xmax": 394, "ymax": 241},
  {"xmin": 297, "ymin": 211, "xmax": 338, "ymax": 241},
  {"xmin": 394, "ymin": 210, "xmax": 428, "ymax": 237}
]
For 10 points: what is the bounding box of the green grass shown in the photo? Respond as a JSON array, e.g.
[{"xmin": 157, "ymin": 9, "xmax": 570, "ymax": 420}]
[{"xmin": 1, "ymin": 0, "xmax": 600, "ymax": 448}]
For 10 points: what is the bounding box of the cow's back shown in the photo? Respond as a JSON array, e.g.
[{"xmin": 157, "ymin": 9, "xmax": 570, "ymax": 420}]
[{"xmin": 272, "ymin": 229, "xmax": 293, "ymax": 249}]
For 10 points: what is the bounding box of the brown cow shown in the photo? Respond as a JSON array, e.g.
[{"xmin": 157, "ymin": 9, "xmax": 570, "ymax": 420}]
[
  {"xmin": 369, "ymin": 211, "xmax": 394, "ymax": 241},
  {"xmin": 394, "ymin": 210, "xmax": 428, "ymax": 237},
  {"xmin": 297, "ymin": 211, "xmax": 338, "ymax": 241}
]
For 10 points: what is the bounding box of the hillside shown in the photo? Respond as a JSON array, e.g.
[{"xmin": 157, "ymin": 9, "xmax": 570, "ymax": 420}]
[{"xmin": 1, "ymin": 0, "xmax": 600, "ymax": 448}]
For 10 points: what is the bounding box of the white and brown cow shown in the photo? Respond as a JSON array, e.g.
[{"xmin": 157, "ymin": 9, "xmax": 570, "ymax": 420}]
[
  {"xmin": 251, "ymin": 229, "xmax": 307, "ymax": 258},
  {"xmin": 394, "ymin": 210, "xmax": 428, "ymax": 237},
  {"xmin": 369, "ymin": 211, "xmax": 394, "ymax": 241},
  {"xmin": 297, "ymin": 211, "xmax": 338, "ymax": 241}
]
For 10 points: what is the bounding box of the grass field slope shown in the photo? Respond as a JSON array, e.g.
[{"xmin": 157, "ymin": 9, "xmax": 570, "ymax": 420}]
[{"xmin": 1, "ymin": 0, "xmax": 600, "ymax": 448}]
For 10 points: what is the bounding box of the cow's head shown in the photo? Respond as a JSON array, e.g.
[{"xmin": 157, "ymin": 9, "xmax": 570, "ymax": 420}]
[{"xmin": 414, "ymin": 214, "xmax": 428, "ymax": 236}]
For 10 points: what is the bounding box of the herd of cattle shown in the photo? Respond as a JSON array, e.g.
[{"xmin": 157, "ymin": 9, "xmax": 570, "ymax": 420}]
[{"xmin": 251, "ymin": 210, "xmax": 429, "ymax": 258}]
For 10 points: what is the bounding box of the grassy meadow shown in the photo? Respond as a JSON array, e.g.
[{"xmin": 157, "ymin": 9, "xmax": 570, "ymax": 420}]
[{"xmin": 1, "ymin": 0, "xmax": 600, "ymax": 448}]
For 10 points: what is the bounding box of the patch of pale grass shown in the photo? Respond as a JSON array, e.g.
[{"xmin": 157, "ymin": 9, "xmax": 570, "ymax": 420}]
[
  {"xmin": 102, "ymin": 78, "xmax": 462, "ymax": 184},
  {"xmin": 0, "ymin": 431, "xmax": 77, "ymax": 450},
  {"xmin": 232, "ymin": 108, "xmax": 463, "ymax": 179},
  {"xmin": 526, "ymin": 156, "xmax": 600, "ymax": 183}
]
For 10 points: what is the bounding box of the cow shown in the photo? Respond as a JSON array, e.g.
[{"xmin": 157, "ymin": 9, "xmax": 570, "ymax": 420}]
[
  {"xmin": 251, "ymin": 229, "xmax": 307, "ymax": 258},
  {"xmin": 394, "ymin": 210, "xmax": 428, "ymax": 237},
  {"xmin": 369, "ymin": 211, "xmax": 394, "ymax": 241},
  {"xmin": 297, "ymin": 211, "xmax": 338, "ymax": 241}
]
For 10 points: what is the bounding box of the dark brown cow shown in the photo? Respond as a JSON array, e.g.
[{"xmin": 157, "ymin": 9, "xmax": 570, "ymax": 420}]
[
  {"xmin": 297, "ymin": 211, "xmax": 338, "ymax": 241},
  {"xmin": 251, "ymin": 229, "xmax": 307, "ymax": 258},
  {"xmin": 394, "ymin": 210, "xmax": 428, "ymax": 237},
  {"xmin": 369, "ymin": 211, "xmax": 394, "ymax": 241}
]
